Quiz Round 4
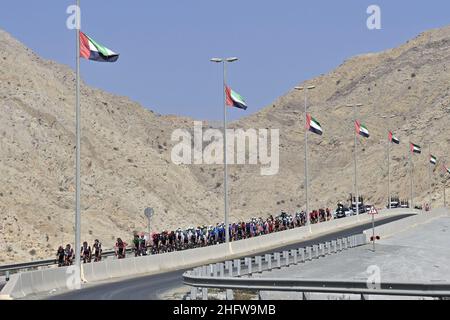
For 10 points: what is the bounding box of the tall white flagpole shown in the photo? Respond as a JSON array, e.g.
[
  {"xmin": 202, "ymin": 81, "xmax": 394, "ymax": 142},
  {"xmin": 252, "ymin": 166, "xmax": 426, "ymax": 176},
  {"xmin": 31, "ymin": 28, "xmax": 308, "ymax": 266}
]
[
  {"xmin": 429, "ymin": 143, "xmax": 432, "ymax": 207},
  {"xmin": 409, "ymin": 142, "xmax": 414, "ymax": 209},
  {"xmin": 354, "ymin": 106, "xmax": 359, "ymax": 219},
  {"xmin": 75, "ymin": 0, "xmax": 82, "ymax": 272},
  {"xmin": 387, "ymin": 132, "xmax": 391, "ymax": 209},
  {"xmin": 304, "ymin": 90, "xmax": 310, "ymax": 229}
]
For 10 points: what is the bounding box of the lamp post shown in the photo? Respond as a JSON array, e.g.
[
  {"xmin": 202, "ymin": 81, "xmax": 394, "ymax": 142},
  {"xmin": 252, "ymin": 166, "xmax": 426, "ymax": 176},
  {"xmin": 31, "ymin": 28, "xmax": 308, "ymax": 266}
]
[
  {"xmin": 295, "ymin": 86, "xmax": 315, "ymax": 230},
  {"xmin": 210, "ymin": 57, "xmax": 238, "ymax": 245}
]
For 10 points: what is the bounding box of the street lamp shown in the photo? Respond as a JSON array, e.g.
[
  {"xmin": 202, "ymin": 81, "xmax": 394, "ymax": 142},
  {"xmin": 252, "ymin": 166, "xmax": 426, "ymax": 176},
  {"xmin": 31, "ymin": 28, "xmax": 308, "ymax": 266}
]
[
  {"xmin": 295, "ymin": 85, "xmax": 316, "ymax": 230},
  {"xmin": 210, "ymin": 57, "xmax": 238, "ymax": 246}
]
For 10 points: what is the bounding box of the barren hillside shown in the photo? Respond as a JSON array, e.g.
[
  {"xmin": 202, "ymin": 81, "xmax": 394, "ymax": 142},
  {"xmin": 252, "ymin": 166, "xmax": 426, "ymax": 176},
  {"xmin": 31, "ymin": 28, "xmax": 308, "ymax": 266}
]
[{"xmin": 1, "ymin": 25, "xmax": 450, "ymax": 263}]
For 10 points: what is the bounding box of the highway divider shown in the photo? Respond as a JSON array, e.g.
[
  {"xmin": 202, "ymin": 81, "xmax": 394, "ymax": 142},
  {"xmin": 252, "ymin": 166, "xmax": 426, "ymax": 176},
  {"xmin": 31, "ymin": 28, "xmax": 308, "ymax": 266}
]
[{"xmin": 0, "ymin": 208, "xmax": 416, "ymax": 299}]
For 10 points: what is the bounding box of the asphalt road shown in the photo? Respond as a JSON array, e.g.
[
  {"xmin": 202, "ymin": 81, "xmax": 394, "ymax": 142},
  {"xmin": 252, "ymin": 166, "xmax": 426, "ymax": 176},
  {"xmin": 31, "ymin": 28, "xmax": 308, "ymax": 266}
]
[{"xmin": 50, "ymin": 214, "xmax": 411, "ymax": 300}]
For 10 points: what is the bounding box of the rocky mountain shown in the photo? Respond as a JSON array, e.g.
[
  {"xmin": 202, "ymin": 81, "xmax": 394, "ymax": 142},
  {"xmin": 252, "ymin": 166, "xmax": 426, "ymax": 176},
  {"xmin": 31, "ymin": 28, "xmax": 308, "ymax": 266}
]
[{"xmin": 1, "ymin": 25, "xmax": 450, "ymax": 263}]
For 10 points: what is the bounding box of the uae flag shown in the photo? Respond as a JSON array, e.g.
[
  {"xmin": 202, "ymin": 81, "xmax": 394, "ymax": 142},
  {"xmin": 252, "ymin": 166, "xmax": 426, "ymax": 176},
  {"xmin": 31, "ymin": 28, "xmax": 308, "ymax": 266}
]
[
  {"xmin": 410, "ymin": 143, "xmax": 421, "ymax": 154},
  {"xmin": 355, "ymin": 121, "xmax": 369, "ymax": 138},
  {"xmin": 306, "ymin": 114, "xmax": 323, "ymax": 135},
  {"xmin": 444, "ymin": 164, "xmax": 450, "ymax": 175},
  {"xmin": 80, "ymin": 32, "xmax": 119, "ymax": 63},
  {"xmin": 388, "ymin": 131, "xmax": 400, "ymax": 144},
  {"xmin": 430, "ymin": 155, "xmax": 437, "ymax": 165},
  {"xmin": 225, "ymin": 86, "xmax": 248, "ymax": 110}
]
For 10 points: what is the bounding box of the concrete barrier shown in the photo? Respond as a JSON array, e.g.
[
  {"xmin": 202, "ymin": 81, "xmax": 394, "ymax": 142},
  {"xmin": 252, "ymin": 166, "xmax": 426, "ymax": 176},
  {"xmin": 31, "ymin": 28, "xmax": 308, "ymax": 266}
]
[{"xmin": 1, "ymin": 208, "xmax": 416, "ymax": 299}]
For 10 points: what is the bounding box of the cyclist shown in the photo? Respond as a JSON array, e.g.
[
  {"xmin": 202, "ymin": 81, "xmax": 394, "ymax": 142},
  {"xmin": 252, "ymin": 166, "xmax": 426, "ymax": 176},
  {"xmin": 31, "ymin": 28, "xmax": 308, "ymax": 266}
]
[
  {"xmin": 81, "ymin": 241, "xmax": 92, "ymax": 263},
  {"xmin": 115, "ymin": 238, "xmax": 127, "ymax": 259},
  {"xmin": 64, "ymin": 244, "xmax": 74, "ymax": 266},
  {"xmin": 132, "ymin": 234, "xmax": 140, "ymax": 257},
  {"xmin": 139, "ymin": 234, "xmax": 147, "ymax": 255},
  {"xmin": 92, "ymin": 239, "xmax": 102, "ymax": 262},
  {"xmin": 56, "ymin": 246, "xmax": 65, "ymax": 267}
]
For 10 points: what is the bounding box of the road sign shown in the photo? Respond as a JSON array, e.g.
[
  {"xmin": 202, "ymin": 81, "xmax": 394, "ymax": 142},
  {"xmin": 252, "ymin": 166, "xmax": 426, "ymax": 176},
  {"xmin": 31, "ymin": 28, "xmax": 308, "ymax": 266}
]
[
  {"xmin": 144, "ymin": 207, "xmax": 154, "ymax": 219},
  {"xmin": 369, "ymin": 206, "xmax": 378, "ymax": 214}
]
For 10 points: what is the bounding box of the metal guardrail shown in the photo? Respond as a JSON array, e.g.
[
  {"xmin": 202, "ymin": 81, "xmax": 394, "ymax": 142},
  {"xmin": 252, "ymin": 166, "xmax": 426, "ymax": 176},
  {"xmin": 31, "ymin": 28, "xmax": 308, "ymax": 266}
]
[
  {"xmin": 183, "ymin": 275, "xmax": 450, "ymax": 297},
  {"xmin": 0, "ymin": 248, "xmax": 133, "ymax": 274},
  {"xmin": 184, "ymin": 234, "xmax": 373, "ymax": 299},
  {"xmin": 182, "ymin": 233, "xmax": 450, "ymax": 299}
]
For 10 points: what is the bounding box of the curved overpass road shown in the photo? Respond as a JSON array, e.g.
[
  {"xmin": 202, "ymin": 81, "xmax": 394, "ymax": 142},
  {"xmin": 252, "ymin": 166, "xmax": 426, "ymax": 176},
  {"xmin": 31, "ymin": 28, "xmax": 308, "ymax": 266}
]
[{"xmin": 50, "ymin": 214, "xmax": 411, "ymax": 300}]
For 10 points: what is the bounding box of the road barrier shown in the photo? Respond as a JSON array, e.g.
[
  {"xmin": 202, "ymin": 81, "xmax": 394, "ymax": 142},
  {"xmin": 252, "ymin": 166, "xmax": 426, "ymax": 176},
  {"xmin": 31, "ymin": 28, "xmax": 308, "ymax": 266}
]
[
  {"xmin": 184, "ymin": 276, "xmax": 450, "ymax": 299},
  {"xmin": 0, "ymin": 208, "xmax": 415, "ymax": 299},
  {"xmin": 185, "ymin": 234, "xmax": 368, "ymax": 300}
]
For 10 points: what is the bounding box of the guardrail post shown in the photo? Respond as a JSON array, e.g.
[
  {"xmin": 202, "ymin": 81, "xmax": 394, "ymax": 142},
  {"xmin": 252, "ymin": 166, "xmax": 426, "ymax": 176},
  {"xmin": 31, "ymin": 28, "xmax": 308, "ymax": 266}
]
[
  {"xmin": 332, "ymin": 240, "xmax": 337, "ymax": 253},
  {"xmin": 359, "ymin": 234, "xmax": 366, "ymax": 245},
  {"xmin": 225, "ymin": 261, "xmax": 233, "ymax": 277},
  {"xmin": 190, "ymin": 287, "xmax": 198, "ymax": 300},
  {"xmin": 212, "ymin": 264, "xmax": 218, "ymax": 277},
  {"xmin": 5, "ymin": 271, "xmax": 10, "ymax": 282},
  {"xmin": 265, "ymin": 254, "xmax": 272, "ymax": 270},
  {"xmin": 299, "ymin": 248, "xmax": 305, "ymax": 262},
  {"xmin": 245, "ymin": 258, "xmax": 252, "ymax": 275},
  {"xmin": 226, "ymin": 289, "xmax": 234, "ymax": 300},
  {"xmin": 291, "ymin": 249, "xmax": 298, "ymax": 264},
  {"xmin": 283, "ymin": 251, "xmax": 289, "ymax": 267},
  {"xmin": 326, "ymin": 242, "xmax": 331, "ymax": 255},
  {"xmin": 306, "ymin": 247, "xmax": 312, "ymax": 261},
  {"xmin": 337, "ymin": 239, "xmax": 342, "ymax": 251},
  {"xmin": 201, "ymin": 266, "xmax": 207, "ymax": 276},
  {"xmin": 319, "ymin": 244, "xmax": 325, "ymax": 257},
  {"xmin": 313, "ymin": 245, "xmax": 319, "ymax": 259},
  {"xmin": 202, "ymin": 288, "xmax": 208, "ymax": 300},
  {"xmin": 343, "ymin": 238, "xmax": 348, "ymax": 250},
  {"xmin": 219, "ymin": 263, "xmax": 225, "ymax": 277},
  {"xmin": 275, "ymin": 253, "xmax": 281, "ymax": 269},
  {"xmin": 234, "ymin": 259, "xmax": 241, "ymax": 277},
  {"xmin": 256, "ymin": 256, "xmax": 263, "ymax": 273}
]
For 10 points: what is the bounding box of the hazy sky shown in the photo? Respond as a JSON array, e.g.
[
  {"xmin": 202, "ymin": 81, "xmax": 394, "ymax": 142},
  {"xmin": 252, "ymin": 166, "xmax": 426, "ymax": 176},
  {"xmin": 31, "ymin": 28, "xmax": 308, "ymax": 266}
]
[{"xmin": 1, "ymin": 1, "xmax": 449, "ymax": 121}]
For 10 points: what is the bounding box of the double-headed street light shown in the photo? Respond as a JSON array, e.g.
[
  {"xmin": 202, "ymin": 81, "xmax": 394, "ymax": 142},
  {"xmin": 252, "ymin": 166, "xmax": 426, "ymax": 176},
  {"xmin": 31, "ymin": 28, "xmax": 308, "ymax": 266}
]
[
  {"xmin": 210, "ymin": 57, "xmax": 238, "ymax": 246},
  {"xmin": 295, "ymin": 86, "xmax": 315, "ymax": 230}
]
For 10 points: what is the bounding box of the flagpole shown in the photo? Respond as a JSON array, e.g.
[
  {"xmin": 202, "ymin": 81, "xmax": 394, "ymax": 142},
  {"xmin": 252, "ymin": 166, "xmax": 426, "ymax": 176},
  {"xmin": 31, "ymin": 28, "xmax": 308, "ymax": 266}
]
[
  {"xmin": 295, "ymin": 86, "xmax": 315, "ymax": 230},
  {"xmin": 387, "ymin": 132, "xmax": 391, "ymax": 209},
  {"xmin": 353, "ymin": 105, "xmax": 359, "ymax": 219},
  {"xmin": 304, "ymin": 91, "xmax": 309, "ymax": 229},
  {"xmin": 429, "ymin": 143, "xmax": 432, "ymax": 207},
  {"xmin": 75, "ymin": 0, "xmax": 81, "ymax": 274},
  {"xmin": 409, "ymin": 143, "xmax": 413, "ymax": 209}
]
